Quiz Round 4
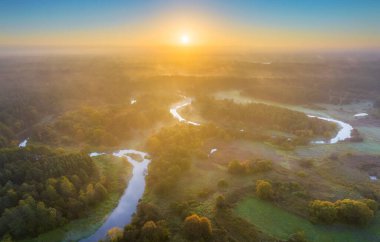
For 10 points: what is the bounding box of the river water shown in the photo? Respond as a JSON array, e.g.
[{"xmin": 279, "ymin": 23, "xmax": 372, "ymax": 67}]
[
  {"xmin": 169, "ymin": 97, "xmax": 200, "ymax": 126},
  {"xmin": 18, "ymin": 138, "xmax": 28, "ymax": 148},
  {"xmin": 307, "ymin": 115, "xmax": 353, "ymax": 144},
  {"xmin": 80, "ymin": 150, "xmax": 150, "ymax": 242}
]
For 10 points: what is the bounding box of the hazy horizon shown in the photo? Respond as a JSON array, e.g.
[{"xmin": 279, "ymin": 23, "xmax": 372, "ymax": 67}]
[{"xmin": 1, "ymin": 0, "xmax": 380, "ymax": 51}]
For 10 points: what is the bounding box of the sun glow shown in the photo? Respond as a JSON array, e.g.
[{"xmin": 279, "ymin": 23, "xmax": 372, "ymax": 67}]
[{"xmin": 180, "ymin": 34, "xmax": 190, "ymax": 45}]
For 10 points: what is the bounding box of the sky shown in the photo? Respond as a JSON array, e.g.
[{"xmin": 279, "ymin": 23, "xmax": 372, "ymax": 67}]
[{"xmin": 1, "ymin": 0, "xmax": 380, "ymax": 50}]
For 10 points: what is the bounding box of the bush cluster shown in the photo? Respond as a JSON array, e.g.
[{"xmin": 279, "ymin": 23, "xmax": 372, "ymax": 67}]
[{"xmin": 309, "ymin": 199, "xmax": 378, "ymax": 225}]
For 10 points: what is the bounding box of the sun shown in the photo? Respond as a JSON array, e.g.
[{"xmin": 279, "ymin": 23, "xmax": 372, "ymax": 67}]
[{"xmin": 180, "ymin": 34, "xmax": 190, "ymax": 45}]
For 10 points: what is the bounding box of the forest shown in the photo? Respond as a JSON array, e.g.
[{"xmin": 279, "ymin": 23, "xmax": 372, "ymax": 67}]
[
  {"xmin": 193, "ymin": 97, "xmax": 337, "ymax": 143},
  {"xmin": 0, "ymin": 146, "xmax": 109, "ymax": 239},
  {"xmin": 32, "ymin": 94, "xmax": 174, "ymax": 147}
]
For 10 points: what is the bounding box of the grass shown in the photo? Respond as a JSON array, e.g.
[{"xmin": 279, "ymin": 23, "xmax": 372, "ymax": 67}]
[
  {"xmin": 235, "ymin": 196, "xmax": 380, "ymax": 242},
  {"xmin": 22, "ymin": 155, "xmax": 132, "ymax": 242}
]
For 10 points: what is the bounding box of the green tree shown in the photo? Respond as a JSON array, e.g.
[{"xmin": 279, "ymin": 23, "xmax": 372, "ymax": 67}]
[
  {"xmin": 42, "ymin": 185, "xmax": 59, "ymax": 201},
  {"xmin": 0, "ymin": 196, "xmax": 62, "ymax": 238},
  {"xmin": 58, "ymin": 176, "xmax": 76, "ymax": 197},
  {"xmin": 67, "ymin": 198, "xmax": 83, "ymax": 218},
  {"xmin": 86, "ymin": 184, "xmax": 95, "ymax": 204}
]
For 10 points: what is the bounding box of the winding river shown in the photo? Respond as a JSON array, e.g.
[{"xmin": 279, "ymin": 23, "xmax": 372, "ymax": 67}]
[
  {"xmin": 82, "ymin": 98, "xmax": 199, "ymax": 241},
  {"xmin": 81, "ymin": 95, "xmax": 354, "ymax": 241},
  {"xmin": 169, "ymin": 96, "xmax": 353, "ymax": 144},
  {"xmin": 307, "ymin": 115, "xmax": 353, "ymax": 144},
  {"xmin": 169, "ymin": 97, "xmax": 200, "ymax": 126},
  {"xmin": 81, "ymin": 150, "xmax": 150, "ymax": 242}
]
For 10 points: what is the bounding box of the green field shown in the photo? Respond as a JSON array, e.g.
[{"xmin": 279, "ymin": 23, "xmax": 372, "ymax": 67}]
[
  {"xmin": 235, "ymin": 197, "xmax": 380, "ymax": 242},
  {"xmin": 22, "ymin": 155, "xmax": 131, "ymax": 242}
]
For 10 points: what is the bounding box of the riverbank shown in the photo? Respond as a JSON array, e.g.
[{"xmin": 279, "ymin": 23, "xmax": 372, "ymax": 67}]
[{"xmin": 22, "ymin": 155, "xmax": 131, "ymax": 242}]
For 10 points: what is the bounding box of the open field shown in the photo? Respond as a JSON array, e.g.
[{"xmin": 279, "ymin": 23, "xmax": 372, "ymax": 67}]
[{"xmin": 235, "ymin": 196, "xmax": 380, "ymax": 242}]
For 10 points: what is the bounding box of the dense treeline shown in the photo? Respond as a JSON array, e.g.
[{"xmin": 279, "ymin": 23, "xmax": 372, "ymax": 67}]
[
  {"xmin": 228, "ymin": 159, "xmax": 273, "ymax": 175},
  {"xmin": 134, "ymin": 54, "xmax": 380, "ymax": 105},
  {"xmin": 1, "ymin": 53, "xmax": 379, "ymax": 145},
  {"xmin": 193, "ymin": 97, "xmax": 337, "ymax": 142},
  {"xmin": 33, "ymin": 94, "xmax": 174, "ymax": 147},
  {"xmin": 0, "ymin": 56, "xmax": 134, "ymax": 147},
  {"xmin": 146, "ymin": 124, "xmax": 228, "ymax": 194},
  {"xmin": 105, "ymin": 203, "xmax": 170, "ymax": 242},
  {"xmin": 0, "ymin": 146, "xmax": 108, "ymax": 239},
  {"xmin": 0, "ymin": 123, "xmax": 13, "ymax": 148},
  {"xmin": 233, "ymin": 58, "xmax": 380, "ymax": 105},
  {"xmin": 106, "ymin": 202, "xmax": 215, "ymax": 242},
  {"xmin": 309, "ymin": 199, "xmax": 378, "ymax": 225},
  {"xmin": 0, "ymin": 56, "xmax": 179, "ymax": 148},
  {"xmin": 1, "ymin": 54, "xmax": 378, "ymax": 148},
  {"xmin": 0, "ymin": 90, "xmax": 53, "ymax": 148}
]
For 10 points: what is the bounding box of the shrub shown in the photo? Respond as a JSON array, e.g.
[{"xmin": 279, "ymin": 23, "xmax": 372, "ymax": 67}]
[
  {"xmin": 228, "ymin": 159, "xmax": 273, "ymax": 175},
  {"xmin": 227, "ymin": 160, "xmax": 247, "ymax": 174},
  {"xmin": 170, "ymin": 201, "xmax": 191, "ymax": 218},
  {"xmin": 131, "ymin": 203, "xmax": 161, "ymax": 226},
  {"xmin": 255, "ymin": 180, "xmax": 274, "ymax": 200},
  {"xmin": 106, "ymin": 227, "xmax": 123, "ymax": 242},
  {"xmin": 361, "ymin": 199, "xmax": 378, "ymax": 213},
  {"xmin": 309, "ymin": 200, "xmax": 337, "ymax": 224},
  {"xmin": 122, "ymin": 220, "xmax": 169, "ymax": 242},
  {"xmin": 198, "ymin": 188, "xmax": 213, "ymax": 198},
  {"xmin": 309, "ymin": 198, "xmax": 377, "ymax": 225},
  {"xmin": 217, "ymin": 179, "xmax": 229, "ymax": 188},
  {"xmin": 123, "ymin": 224, "xmax": 139, "ymax": 242},
  {"xmin": 140, "ymin": 220, "xmax": 170, "ymax": 242},
  {"xmin": 296, "ymin": 171, "xmax": 307, "ymax": 178},
  {"xmin": 249, "ymin": 159, "xmax": 273, "ymax": 173},
  {"xmin": 287, "ymin": 231, "xmax": 308, "ymax": 242},
  {"xmin": 216, "ymin": 195, "xmax": 226, "ymax": 209},
  {"xmin": 335, "ymin": 199, "xmax": 374, "ymax": 225},
  {"xmin": 183, "ymin": 214, "xmax": 212, "ymax": 240},
  {"xmin": 298, "ymin": 159, "xmax": 314, "ymax": 168}
]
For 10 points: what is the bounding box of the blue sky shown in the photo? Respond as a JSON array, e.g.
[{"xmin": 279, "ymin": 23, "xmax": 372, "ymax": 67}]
[{"xmin": 1, "ymin": 0, "xmax": 379, "ymax": 49}]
